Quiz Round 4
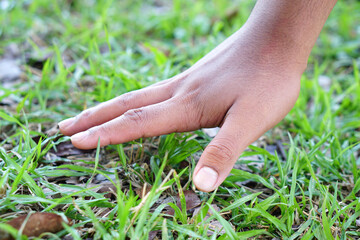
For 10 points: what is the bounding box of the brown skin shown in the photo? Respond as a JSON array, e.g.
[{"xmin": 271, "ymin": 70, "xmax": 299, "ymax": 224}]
[{"xmin": 59, "ymin": 0, "xmax": 337, "ymax": 192}]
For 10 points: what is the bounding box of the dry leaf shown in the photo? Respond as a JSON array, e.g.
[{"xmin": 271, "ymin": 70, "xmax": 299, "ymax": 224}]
[
  {"xmin": 2, "ymin": 212, "xmax": 71, "ymax": 239},
  {"xmin": 135, "ymin": 183, "xmax": 152, "ymax": 199},
  {"xmin": 192, "ymin": 204, "xmax": 230, "ymax": 236},
  {"xmin": 97, "ymin": 183, "xmax": 117, "ymax": 200},
  {"xmin": 181, "ymin": 190, "xmax": 202, "ymax": 210},
  {"xmin": 49, "ymin": 141, "xmax": 94, "ymax": 157},
  {"xmin": 164, "ymin": 190, "xmax": 201, "ymax": 216},
  {"xmin": 148, "ymin": 230, "xmax": 160, "ymax": 240}
]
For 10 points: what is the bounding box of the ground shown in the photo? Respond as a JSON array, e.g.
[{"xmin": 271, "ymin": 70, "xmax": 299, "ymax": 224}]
[{"xmin": 0, "ymin": 0, "xmax": 360, "ymax": 239}]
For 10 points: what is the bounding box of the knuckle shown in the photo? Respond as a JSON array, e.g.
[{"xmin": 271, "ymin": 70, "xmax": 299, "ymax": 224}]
[
  {"xmin": 181, "ymin": 88, "xmax": 200, "ymax": 105},
  {"xmin": 98, "ymin": 124, "xmax": 112, "ymax": 145},
  {"xmin": 88, "ymin": 125, "xmax": 111, "ymax": 145},
  {"xmin": 116, "ymin": 92, "xmax": 134, "ymax": 109},
  {"xmin": 78, "ymin": 109, "xmax": 92, "ymax": 121},
  {"xmin": 87, "ymin": 126, "xmax": 100, "ymax": 137},
  {"xmin": 181, "ymin": 94, "xmax": 196, "ymax": 114},
  {"xmin": 162, "ymin": 82, "xmax": 176, "ymax": 98},
  {"xmin": 205, "ymin": 140, "xmax": 234, "ymax": 164},
  {"xmin": 175, "ymin": 92, "xmax": 205, "ymax": 128},
  {"xmin": 98, "ymin": 124, "xmax": 112, "ymax": 136},
  {"xmin": 123, "ymin": 108, "xmax": 146, "ymax": 126}
]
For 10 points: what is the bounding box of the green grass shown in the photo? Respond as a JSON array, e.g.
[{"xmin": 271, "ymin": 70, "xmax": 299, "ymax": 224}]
[{"xmin": 1, "ymin": 0, "xmax": 360, "ymax": 239}]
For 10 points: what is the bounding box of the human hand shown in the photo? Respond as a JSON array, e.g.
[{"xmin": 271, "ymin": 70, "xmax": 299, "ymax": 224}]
[{"xmin": 59, "ymin": 25, "xmax": 306, "ymax": 192}]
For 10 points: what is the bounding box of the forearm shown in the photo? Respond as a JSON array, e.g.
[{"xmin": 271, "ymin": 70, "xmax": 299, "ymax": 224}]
[
  {"xmin": 189, "ymin": 0, "xmax": 337, "ymax": 77},
  {"xmin": 242, "ymin": 0, "xmax": 337, "ymax": 70}
]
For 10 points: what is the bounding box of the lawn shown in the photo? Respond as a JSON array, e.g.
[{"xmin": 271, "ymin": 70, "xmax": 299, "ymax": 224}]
[{"xmin": 0, "ymin": 0, "xmax": 360, "ymax": 239}]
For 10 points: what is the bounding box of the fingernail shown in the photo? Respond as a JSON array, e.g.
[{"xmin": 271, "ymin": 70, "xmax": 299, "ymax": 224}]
[
  {"xmin": 58, "ymin": 118, "xmax": 75, "ymax": 130},
  {"xmin": 71, "ymin": 131, "xmax": 89, "ymax": 142},
  {"xmin": 194, "ymin": 167, "xmax": 218, "ymax": 192}
]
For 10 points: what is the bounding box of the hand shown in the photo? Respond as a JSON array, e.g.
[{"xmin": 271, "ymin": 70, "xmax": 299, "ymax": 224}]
[
  {"xmin": 59, "ymin": 0, "xmax": 336, "ymax": 192},
  {"xmin": 59, "ymin": 26, "xmax": 305, "ymax": 192}
]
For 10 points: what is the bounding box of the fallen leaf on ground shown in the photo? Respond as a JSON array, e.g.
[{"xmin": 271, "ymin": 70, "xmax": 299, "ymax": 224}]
[
  {"xmin": 135, "ymin": 183, "xmax": 152, "ymax": 199},
  {"xmin": 97, "ymin": 183, "xmax": 118, "ymax": 200},
  {"xmin": 181, "ymin": 190, "xmax": 202, "ymax": 210},
  {"xmin": 164, "ymin": 190, "xmax": 202, "ymax": 216},
  {"xmin": 192, "ymin": 204, "xmax": 231, "ymax": 236},
  {"xmin": 148, "ymin": 230, "xmax": 161, "ymax": 240},
  {"xmin": 49, "ymin": 141, "xmax": 94, "ymax": 157},
  {"xmin": 2, "ymin": 212, "xmax": 71, "ymax": 240}
]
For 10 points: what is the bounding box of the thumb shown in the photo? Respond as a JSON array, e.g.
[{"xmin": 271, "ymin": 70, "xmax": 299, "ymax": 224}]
[{"xmin": 193, "ymin": 115, "xmax": 250, "ymax": 192}]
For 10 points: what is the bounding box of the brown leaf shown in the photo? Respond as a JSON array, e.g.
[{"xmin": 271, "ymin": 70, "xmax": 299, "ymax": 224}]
[
  {"xmin": 148, "ymin": 230, "xmax": 160, "ymax": 240},
  {"xmin": 181, "ymin": 190, "xmax": 202, "ymax": 210},
  {"xmin": 164, "ymin": 190, "xmax": 201, "ymax": 216},
  {"xmin": 135, "ymin": 183, "xmax": 152, "ymax": 199},
  {"xmin": 49, "ymin": 141, "xmax": 94, "ymax": 157},
  {"xmin": 3, "ymin": 212, "xmax": 71, "ymax": 239},
  {"xmin": 0, "ymin": 186, "xmax": 6, "ymax": 195},
  {"xmin": 97, "ymin": 183, "xmax": 117, "ymax": 200}
]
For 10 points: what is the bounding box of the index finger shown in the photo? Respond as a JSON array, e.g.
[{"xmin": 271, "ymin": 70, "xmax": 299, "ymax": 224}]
[{"xmin": 59, "ymin": 84, "xmax": 173, "ymax": 136}]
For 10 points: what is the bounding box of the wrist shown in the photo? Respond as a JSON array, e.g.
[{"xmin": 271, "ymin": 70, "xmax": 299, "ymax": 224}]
[
  {"xmin": 232, "ymin": 27, "xmax": 309, "ymax": 74},
  {"xmin": 238, "ymin": 0, "xmax": 337, "ymax": 73}
]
